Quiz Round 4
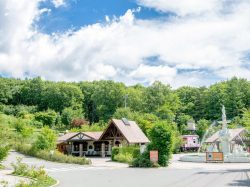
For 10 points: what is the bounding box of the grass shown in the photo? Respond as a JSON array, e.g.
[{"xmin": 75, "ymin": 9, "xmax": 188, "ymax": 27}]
[
  {"xmin": 12, "ymin": 157, "xmax": 57, "ymax": 187},
  {"xmin": 15, "ymin": 143, "xmax": 90, "ymax": 165},
  {"xmin": 0, "ymin": 164, "xmax": 5, "ymax": 170}
]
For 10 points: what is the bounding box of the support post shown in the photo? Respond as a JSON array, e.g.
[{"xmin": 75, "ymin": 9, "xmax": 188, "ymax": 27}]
[
  {"xmin": 79, "ymin": 144, "xmax": 83, "ymax": 157},
  {"xmin": 101, "ymin": 143, "xmax": 105, "ymax": 158}
]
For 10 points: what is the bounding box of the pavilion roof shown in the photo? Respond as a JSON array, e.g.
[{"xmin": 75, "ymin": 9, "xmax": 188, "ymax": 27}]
[{"xmin": 204, "ymin": 128, "xmax": 246, "ymax": 143}]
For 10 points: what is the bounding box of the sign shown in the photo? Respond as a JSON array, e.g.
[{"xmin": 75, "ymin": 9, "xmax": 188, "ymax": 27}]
[
  {"xmin": 206, "ymin": 152, "xmax": 224, "ymax": 162},
  {"xmin": 150, "ymin": 150, "xmax": 158, "ymax": 163}
]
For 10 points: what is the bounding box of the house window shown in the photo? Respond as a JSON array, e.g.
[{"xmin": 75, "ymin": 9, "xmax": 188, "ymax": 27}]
[
  {"xmin": 115, "ymin": 141, "xmax": 120, "ymax": 146},
  {"xmin": 89, "ymin": 145, "xmax": 93, "ymax": 150}
]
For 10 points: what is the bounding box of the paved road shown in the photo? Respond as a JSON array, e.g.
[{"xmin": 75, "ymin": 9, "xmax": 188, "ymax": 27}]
[{"xmin": 4, "ymin": 151, "xmax": 250, "ymax": 187}]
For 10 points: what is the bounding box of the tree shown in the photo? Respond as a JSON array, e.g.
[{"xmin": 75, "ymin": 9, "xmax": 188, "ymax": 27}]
[
  {"xmin": 89, "ymin": 80, "xmax": 126, "ymax": 122},
  {"xmin": 13, "ymin": 119, "xmax": 33, "ymax": 143},
  {"xmin": 34, "ymin": 110, "xmax": 58, "ymax": 127},
  {"xmin": 148, "ymin": 122, "xmax": 174, "ymax": 166},
  {"xmin": 32, "ymin": 127, "xmax": 56, "ymax": 150},
  {"xmin": 242, "ymin": 109, "xmax": 250, "ymax": 130},
  {"xmin": 41, "ymin": 83, "xmax": 83, "ymax": 112},
  {"xmin": 61, "ymin": 107, "xmax": 83, "ymax": 127},
  {"xmin": 144, "ymin": 81, "xmax": 180, "ymax": 119},
  {"xmin": 196, "ymin": 119, "xmax": 210, "ymax": 139}
]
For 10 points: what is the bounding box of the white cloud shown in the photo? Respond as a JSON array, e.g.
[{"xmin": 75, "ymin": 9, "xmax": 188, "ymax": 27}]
[
  {"xmin": 137, "ymin": 0, "xmax": 227, "ymax": 16},
  {"xmin": 0, "ymin": 0, "xmax": 250, "ymax": 87},
  {"xmin": 52, "ymin": 0, "xmax": 66, "ymax": 8}
]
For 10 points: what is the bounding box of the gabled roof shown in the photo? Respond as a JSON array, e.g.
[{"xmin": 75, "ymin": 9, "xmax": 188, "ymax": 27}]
[
  {"xmin": 57, "ymin": 119, "xmax": 150, "ymax": 144},
  {"xmin": 205, "ymin": 128, "xmax": 246, "ymax": 143},
  {"xmin": 100, "ymin": 119, "xmax": 150, "ymax": 144},
  {"xmin": 57, "ymin": 131, "xmax": 103, "ymax": 144}
]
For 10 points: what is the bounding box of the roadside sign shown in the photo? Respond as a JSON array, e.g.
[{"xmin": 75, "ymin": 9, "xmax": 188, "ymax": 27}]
[
  {"xmin": 150, "ymin": 150, "xmax": 158, "ymax": 163},
  {"xmin": 206, "ymin": 152, "xmax": 224, "ymax": 162}
]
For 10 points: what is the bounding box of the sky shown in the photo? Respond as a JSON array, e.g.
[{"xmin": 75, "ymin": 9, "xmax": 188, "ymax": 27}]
[{"xmin": 0, "ymin": 0, "xmax": 250, "ymax": 88}]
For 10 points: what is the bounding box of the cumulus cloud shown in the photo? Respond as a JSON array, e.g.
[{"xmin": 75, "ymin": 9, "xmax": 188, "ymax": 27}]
[
  {"xmin": 52, "ymin": 0, "xmax": 66, "ymax": 8},
  {"xmin": 0, "ymin": 0, "xmax": 250, "ymax": 87}
]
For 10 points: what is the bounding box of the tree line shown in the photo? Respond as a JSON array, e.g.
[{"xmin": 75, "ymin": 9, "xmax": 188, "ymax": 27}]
[{"xmin": 0, "ymin": 76, "xmax": 250, "ymax": 134}]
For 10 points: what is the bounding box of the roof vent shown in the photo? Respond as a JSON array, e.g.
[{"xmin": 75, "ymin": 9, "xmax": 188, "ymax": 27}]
[{"xmin": 122, "ymin": 118, "xmax": 130, "ymax": 125}]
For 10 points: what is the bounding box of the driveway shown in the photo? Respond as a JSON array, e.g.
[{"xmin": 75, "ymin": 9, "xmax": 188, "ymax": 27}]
[{"xmin": 3, "ymin": 151, "xmax": 250, "ymax": 187}]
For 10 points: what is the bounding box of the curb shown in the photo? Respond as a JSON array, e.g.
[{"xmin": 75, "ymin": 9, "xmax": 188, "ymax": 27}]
[{"xmin": 50, "ymin": 179, "xmax": 60, "ymax": 187}]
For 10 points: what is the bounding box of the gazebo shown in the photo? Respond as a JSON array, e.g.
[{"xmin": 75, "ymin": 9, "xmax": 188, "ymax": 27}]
[{"xmin": 205, "ymin": 128, "xmax": 250, "ymax": 153}]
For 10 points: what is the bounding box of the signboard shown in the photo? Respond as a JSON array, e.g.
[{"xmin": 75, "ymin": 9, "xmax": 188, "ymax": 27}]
[
  {"xmin": 206, "ymin": 152, "xmax": 224, "ymax": 162},
  {"xmin": 150, "ymin": 150, "xmax": 158, "ymax": 163}
]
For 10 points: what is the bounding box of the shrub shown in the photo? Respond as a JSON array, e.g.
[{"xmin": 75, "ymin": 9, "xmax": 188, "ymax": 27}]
[
  {"xmin": 15, "ymin": 144, "xmax": 90, "ymax": 165},
  {"xmin": 61, "ymin": 107, "xmax": 83, "ymax": 127},
  {"xmin": 2, "ymin": 105, "xmax": 37, "ymax": 116},
  {"xmin": 114, "ymin": 153, "xmax": 133, "ymax": 164},
  {"xmin": 111, "ymin": 147, "xmax": 119, "ymax": 161},
  {"xmin": 148, "ymin": 122, "xmax": 174, "ymax": 167},
  {"xmin": 34, "ymin": 110, "xmax": 57, "ymax": 127},
  {"xmin": 32, "ymin": 127, "xmax": 56, "ymax": 151},
  {"xmin": 132, "ymin": 122, "xmax": 174, "ymax": 168},
  {"xmin": 71, "ymin": 119, "xmax": 88, "ymax": 128},
  {"xmin": 111, "ymin": 146, "xmax": 140, "ymax": 164},
  {"xmin": 12, "ymin": 157, "xmax": 56, "ymax": 187},
  {"xmin": 0, "ymin": 146, "xmax": 9, "ymax": 162}
]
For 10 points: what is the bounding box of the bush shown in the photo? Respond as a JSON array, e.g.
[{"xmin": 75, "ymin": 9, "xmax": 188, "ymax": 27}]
[
  {"xmin": 71, "ymin": 118, "xmax": 88, "ymax": 128},
  {"xmin": 12, "ymin": 157, "xmax": 56, "ymax": 187},
  {"xmin": 15, "ymin": 144, "xmax": 90, "ymax": 165},
  {"xmin": 114, "ymin": 153, "xmax": 133, "ymax": 164},
  {"xmin": 111, "ymin": 147, "xmax": 119, "ymax": 161},
  {"xmin": 2, "ymin": 105, "xmax": 37, "ymax": 116},
  {"xmin": 111, "ymin": 146, "xmax": 140, "ymax": 164},
  {"xmin": 0, "ymin": 146, "xmax": 9, "ymax": 162},
  {"xmin": 61, "ymin": 107, "xmax": 83, "ymax": 127},
  {"xmin": 32, "ymin": 127, "xmax": 56, "ymax": 151},
  {"xmin": 131, "ymin": 122, "xmax": 174, "ymax": 168},
  {"xmin": 34, "ymin": 110, "xmax": 57, "ymax": 127},
  {"xmin": 148, "ymin": 122, "xmax": 174, "ymax": 166},
  {"xmin": 36, "ymin": 150, "xmax": 90, "ymax": 165}
]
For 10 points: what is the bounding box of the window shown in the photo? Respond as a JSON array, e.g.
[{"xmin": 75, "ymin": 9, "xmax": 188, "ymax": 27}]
[{"xmin": 89, "ymin": 145, "xmax": 93, "ymax": 150}]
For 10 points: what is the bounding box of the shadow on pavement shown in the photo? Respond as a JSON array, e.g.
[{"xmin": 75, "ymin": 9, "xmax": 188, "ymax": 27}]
[{"xmin": 195, "ymin": 169, "xmax": 250, "ymax": 187}]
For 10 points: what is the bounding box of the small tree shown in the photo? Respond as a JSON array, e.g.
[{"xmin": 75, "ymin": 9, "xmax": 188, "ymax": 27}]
[
  {"xmin": 148, "ymin": 122, "xmax": 174, "ymax": 166},
  {"xmin": 13, "ymin": 120, "xmax": 33, "ymax": 144},
  {"xmin": 32, "ymin": 127, "xmax": 56, "ymax": 151}
]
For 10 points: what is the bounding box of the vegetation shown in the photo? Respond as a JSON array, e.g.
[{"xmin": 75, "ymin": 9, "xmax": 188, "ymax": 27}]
[
  {"xmin": 1, "ymin": 76, "xmax": 250, "ymax": 166},
  {"xmin": 12, "ymin": 157, "xmax": 57, "ymax": 187},
  {"xmin": 132, "ymin": 122, "xmax": 174, "ymax": 167},
  {"xmin": 15, "ymin": 144, "xmax": 90, "ymax": 165},
  {"xmin": 111, "ymin": 146, "xmax": 140, "ymax": 164}
]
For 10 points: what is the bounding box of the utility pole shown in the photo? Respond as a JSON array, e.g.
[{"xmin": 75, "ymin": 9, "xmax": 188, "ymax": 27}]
[{"xmin": 124, "ymin": 94, "xmax": 128, "ymax": 108}]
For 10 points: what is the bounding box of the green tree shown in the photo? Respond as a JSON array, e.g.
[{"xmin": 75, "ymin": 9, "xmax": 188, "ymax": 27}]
[
  {"xmin": 32, "ymin": 127, "xmax": 56, "ymax": 150},
  {"xmin": 41, "ymin": 83, "xmax": 83, "ymax": 112},
  {"xmin": 196, "ymin": 119, "xmax": 210, "ymax": 139},
  {"xmin": 34, "ymin": 110, "xmax": 58, "ymax": 127},
  {"xmin": 61, "ymin": 107, "xmax": 83, "ymax": 127},
  {"xmin": 148, "ymin": 122, "xmax": 174, "ymax": 166}
]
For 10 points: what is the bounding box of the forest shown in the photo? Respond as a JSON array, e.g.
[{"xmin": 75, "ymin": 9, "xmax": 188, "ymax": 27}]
[{"xmin": 0, "ymin": 76, "xmax": 250, "ymax": 140}]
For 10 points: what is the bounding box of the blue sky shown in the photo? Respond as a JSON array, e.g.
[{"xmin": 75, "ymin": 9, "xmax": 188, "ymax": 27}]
[
  {"xmin": 38, "ymin": 0, "xmax": 167, "ymax": 34},
  {"xmin": 1, "ymin": 0, "xmax": 250, "ymax": 88}
]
